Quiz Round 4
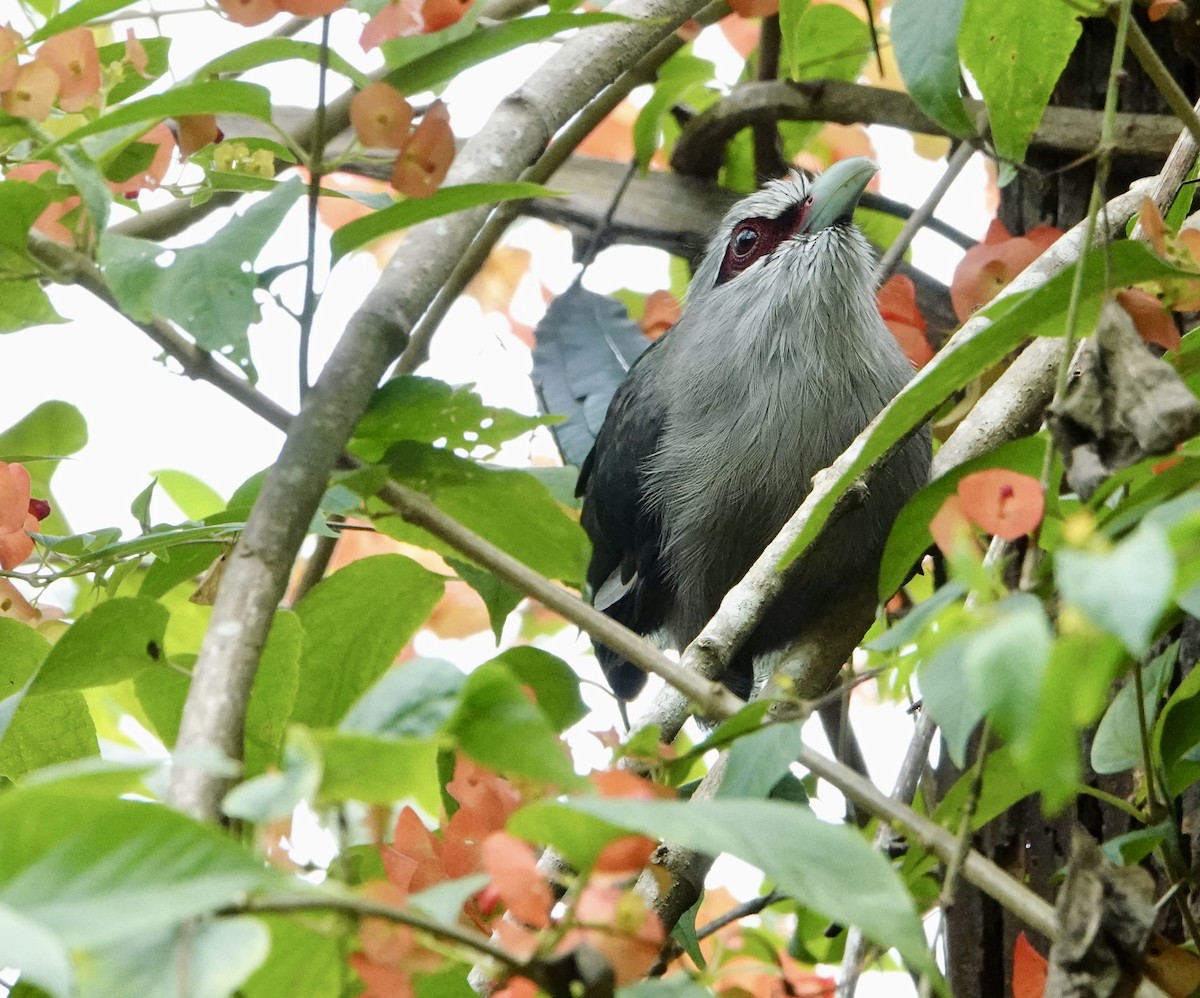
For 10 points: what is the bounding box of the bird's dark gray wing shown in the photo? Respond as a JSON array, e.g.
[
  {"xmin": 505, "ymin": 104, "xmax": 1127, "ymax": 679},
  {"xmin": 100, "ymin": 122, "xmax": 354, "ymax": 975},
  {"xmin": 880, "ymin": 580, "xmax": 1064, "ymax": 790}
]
[
  {"xmin": 530, "ymin": 283, "xmax": 652, "ymax": 469},
  {"xmin": 575, "ymin": 337, "xmax": 672, "ymax": 700}
]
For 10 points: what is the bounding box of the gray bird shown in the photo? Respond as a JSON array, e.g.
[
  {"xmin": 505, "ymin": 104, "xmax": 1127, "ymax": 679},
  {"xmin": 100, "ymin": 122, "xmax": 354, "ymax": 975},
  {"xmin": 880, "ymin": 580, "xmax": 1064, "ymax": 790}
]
[{"xmin": 576, "ymin": 157, "xmax": 932, "ymax": 701}]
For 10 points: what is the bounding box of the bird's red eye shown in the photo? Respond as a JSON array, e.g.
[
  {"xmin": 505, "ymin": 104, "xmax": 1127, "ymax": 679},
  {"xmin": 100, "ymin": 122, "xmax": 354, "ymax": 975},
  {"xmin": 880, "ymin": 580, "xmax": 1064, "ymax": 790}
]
[{"xmin": 731, "ymin": 223, "xmax": 761, "ymax": 258}]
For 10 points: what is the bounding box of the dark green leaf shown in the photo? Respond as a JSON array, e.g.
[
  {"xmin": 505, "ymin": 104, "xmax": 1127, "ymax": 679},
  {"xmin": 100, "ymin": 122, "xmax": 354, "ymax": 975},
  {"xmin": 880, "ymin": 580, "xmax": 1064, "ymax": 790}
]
[
  {"xmin": 332, "ymin": 183, "xmax": 561, "ymax": 261},
  {"xmin": 1092, "ymin": 643, "xmax": 1176, "ymax": 774},
  {"xmin": 1056, "ymin": 521, "xmax": 1175, "ymax": 657},
  {"xmin": 1155, "ymin": 655, "xmax": 1200, "ymax": 794},
  {"xmin": 341, "ymin": 657, "xmax": 466, "ymax": 737},
  {"xmin": 443, "ymin": 661, "xmax": 585, "ymax": 788},
  {"xmin": 514, "ymin": 798, "xmax": 941, "ymax": 986},
  {"xmin": 890, "ymin": 0, "xmax": 972, "ymax": 134},
  {"xmin": 292, "ymin": 554, "xmax": 445, "ymax": 727}
]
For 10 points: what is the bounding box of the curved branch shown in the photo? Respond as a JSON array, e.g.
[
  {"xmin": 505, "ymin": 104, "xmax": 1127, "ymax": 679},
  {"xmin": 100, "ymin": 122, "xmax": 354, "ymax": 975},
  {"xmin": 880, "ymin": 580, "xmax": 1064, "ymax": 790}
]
[
  {"xmin": 669, "ymin": 79, "xmax": 1182, "ymax": 179},
  {"xmin": 166, "ymin": 0, "xmax": 726, "ymax": 822}
]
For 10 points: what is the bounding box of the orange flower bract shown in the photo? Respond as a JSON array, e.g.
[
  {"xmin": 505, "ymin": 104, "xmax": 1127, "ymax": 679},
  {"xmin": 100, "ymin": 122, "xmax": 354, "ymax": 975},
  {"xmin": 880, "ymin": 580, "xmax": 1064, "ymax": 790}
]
[
  {"xmin": 955, "ymin": 468, "xmax": 1045, "ymax": 541},
  {"xmin": 37, "ymin": 27, "xmax": 101, "ymax": 113},
  {"xmin": 0, "ymin": 24, "xmax": 22, "ymax": 92},
  {"xmin": 390, "ymin": 100, "xmax": 454, "ymax": 198},
  {"xmin": 350, "ymin": 82, "xmax": 414, "ymax": 150},
  {"xmin": 3, "ymin": 59, "xmax": 58, "ymax": 120}
]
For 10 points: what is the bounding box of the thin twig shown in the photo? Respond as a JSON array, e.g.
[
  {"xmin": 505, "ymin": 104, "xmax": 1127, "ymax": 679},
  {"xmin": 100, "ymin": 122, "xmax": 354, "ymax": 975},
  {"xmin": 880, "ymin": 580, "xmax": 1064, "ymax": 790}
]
[
  {"xmin": 874, "ymin": 141, "xmax": 975, "ymax": 282},
  {"xmin": 1115, "ymin": 5, "xmax": 1200, "ymax": 149}
]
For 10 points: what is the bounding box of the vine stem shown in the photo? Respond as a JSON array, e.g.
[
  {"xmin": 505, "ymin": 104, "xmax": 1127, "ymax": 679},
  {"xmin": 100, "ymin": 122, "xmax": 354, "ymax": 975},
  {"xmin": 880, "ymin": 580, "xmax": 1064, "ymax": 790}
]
[{"xmin": 298, "ymin": 14, "xmax": 332, "ymax": 399}]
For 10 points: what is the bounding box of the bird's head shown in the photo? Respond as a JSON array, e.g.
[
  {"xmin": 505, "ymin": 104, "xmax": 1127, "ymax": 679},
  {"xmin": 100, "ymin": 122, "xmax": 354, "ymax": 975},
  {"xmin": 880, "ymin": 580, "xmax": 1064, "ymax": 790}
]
[{"xmin": 686, "ymin": 157, "xmax": 882, "ymax": 353}]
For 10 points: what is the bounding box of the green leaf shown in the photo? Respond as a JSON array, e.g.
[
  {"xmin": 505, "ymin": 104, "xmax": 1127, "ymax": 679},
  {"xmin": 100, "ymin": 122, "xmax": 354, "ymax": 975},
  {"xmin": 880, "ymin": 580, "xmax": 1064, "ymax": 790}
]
[
  {"xmin": 781, "ymin": 3, "xmax": 870, "ymax": 84},
  {"xmin": 378, "ymin": 442, "xmax": 588, "ymax": 586},
  {"xmin": 959, "ymin": 0, "xmax": 1083, "ymax": 175},
  {"xmin": 447, "ymin": 557, "xmax": 523, "ymax": 641},
  {"xmin": 101, "ymin": 178, "xmax": 304, "ymax": 377},
  {"xmin": 1100, "ymin": 821, "xmax": 1172, "ymax": 867},
  {"xmin": 1091, "ymin": 643, "xmax": 1176, "ymax": 774},
  {"xmin": 0, "ymin": 400, "xmax": 88, "ymax": 536},
  {"xmin": 30, "ymin": 0, "xmax": 142, "ymax": 41},
  {"xmin": 101, "ymin": 36, "xmax": 171, "ymax": 104},
  {"xmin": 1057, "ymin": 521, "xmax": 1175, "ymax": 657},
  {"xmin": 380, "ymin": 12, "xmax": 629, "ymax": 95},
  {"xmin": 241, "ymin": 917, "xmax": 342, "ymax": 998},
  {"xmin": 0, "ymin": 787, "xmax": 280, "ymax": 949},
  {"xmin": 780, "ymin": 242, "xmax": 1195, "ymax": 572},
  {"xmin": 0, "ymin": 179, "xmax": 50, "ymax": 266},
  {"xmin": 152, "ymin": 469, "xmax": 226, "ymax": 521},
  {"xmin": 620, "ymin": 978, "xmax": 716, "ymax": 998},
  {"xmin": 244, "ymin": 611, "xmax": 303, "ymax": 777},
  {"xmin": 312, "ymin": 730, "xmax": 440, "ymax": 808},
  {"xmin": 879, "ymin": 436, "xmax": 1047, "ymax": 598},
  {"xmin": 77, "ymin": 916, "xmax": 270, "ymax": 998},
  {"xmin": 223, "ymin": 727, "xmax": 323, "ymax": 822},
  {"xmin": 0, "ymin": 690, "xmax": 98, "ymax": 782},
  {"xmin": 292, "ymin": 554, "xmax": 445, "ymax": 727},
  {"xmin": 130, "ymin": 477, "xmax": 157, "ymax": 533},
  {"xmin": 192, "ymin": 38, "xmax": 370, "ymax": 87},
  {"xmin": 331, "ymin": 182, "xmax": 561, "ymax": 260},
  {"xmin": 46, "ymin": 81, "xmax": 274, "ymax": 148},
  {"xmin": 890, "ymin": 0, "xmax": 973, "ymax": 135},
  {"xmin": 513, "ymin": 798, "xmax": 942, "ymax": 987},
  {"xmin": 341, "ymin": 657, "xmax": 466, "ymax": 737},
  {"xmin": 444, "ymin": 661, "xmax": 585, "ymax": 788},
  {"xmin": 0, "ymin": 279, "xmax": 65, "ymax": 333},
  {"xmin": 352, "ymin": 376, "xmax": 553, "ymax": 460},
  {"xmin": 632, "ymin": 53, "xmax": 715, "ymax": 168},
  {"xmin": 777, "ymin": 0, "xmax": 811, "ymax": 81},
  {"xmin": 920, "ymin": 595, "xmax": 1051, "ymax": 766},
  {"xmin": 1154, "ymin": 655, "xmax": 1200, "ymax": 794},
  {"xmin": 32, "ymin": 597, "xmax": 168, "ymax": 693},
  {"xmin": 489, "ymin": 646, "xmax": 587, "ymax": 732},
  {"xmin": 717, "ymin": 720, "xmax": 804, "ymax": 800},
  {"xmin": 868, "ymin": 580, "xmax": 965, "ymax": 653},
  {"xmin": 0, "ymin": 901, "xmax": 74, "ymax": 996}
]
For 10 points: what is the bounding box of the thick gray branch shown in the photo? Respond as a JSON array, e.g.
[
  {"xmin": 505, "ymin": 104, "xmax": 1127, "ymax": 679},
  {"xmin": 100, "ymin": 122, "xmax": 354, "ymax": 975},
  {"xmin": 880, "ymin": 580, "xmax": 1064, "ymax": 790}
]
[
  {"xmin": 166, "ymin": 0, "xmax": 717, "ymax": 821},
  {"xmin": 671, "ymin": 79, "xmax": 1182, "ymax": 179}
]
